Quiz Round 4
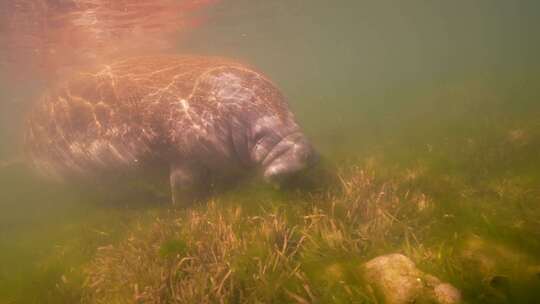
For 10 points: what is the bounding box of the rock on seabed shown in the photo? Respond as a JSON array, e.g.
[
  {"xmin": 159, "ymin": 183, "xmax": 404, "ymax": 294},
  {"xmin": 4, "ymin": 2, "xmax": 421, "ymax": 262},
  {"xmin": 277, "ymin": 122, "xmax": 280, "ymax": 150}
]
[{"xmin": 362, "ymin": 253, "xmax": 461, "ymax": 304}]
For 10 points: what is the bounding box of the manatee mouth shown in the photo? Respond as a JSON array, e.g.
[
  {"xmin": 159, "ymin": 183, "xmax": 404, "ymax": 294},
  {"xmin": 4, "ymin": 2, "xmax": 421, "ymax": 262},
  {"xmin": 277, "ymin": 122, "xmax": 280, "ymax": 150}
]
[
  {"xmin": 264, "ymin": 154, "xmax": 328, "ymax": 191},
  {"xmin": 260, "ymin": 132, "xmax": 305, "ymax": 168},
  {"xmin": 262, "ymin": 133, "xmax": 317, "ymax": 185},
  {"xmin": 264, "ymin": 158, "xmax": 308, "ymax": 182},
  {"xmin": 263, "ymin": 145, "xmax": 341, "ymax": 193}
]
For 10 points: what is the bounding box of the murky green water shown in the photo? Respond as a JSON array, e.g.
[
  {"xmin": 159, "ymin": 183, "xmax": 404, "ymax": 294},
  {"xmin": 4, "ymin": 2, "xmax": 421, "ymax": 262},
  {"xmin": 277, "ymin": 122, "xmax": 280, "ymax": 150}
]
[{"xmin": 1, "ymin": 1, "xmax": 540, "ymax": 303}]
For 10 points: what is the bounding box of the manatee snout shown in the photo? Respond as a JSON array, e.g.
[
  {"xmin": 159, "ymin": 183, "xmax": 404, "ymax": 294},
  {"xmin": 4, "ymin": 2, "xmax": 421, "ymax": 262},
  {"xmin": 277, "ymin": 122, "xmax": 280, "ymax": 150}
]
[{"xmin": 262, "ymin": 132, "xmax": 319, "ymax": 186}]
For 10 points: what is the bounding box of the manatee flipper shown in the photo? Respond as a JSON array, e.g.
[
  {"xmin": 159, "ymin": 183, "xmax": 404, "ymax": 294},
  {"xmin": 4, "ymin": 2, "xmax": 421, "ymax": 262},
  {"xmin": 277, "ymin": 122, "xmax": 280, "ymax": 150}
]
[{"xmin": 169, "ymin": 161, "xmax": 208, "ymax": 205}]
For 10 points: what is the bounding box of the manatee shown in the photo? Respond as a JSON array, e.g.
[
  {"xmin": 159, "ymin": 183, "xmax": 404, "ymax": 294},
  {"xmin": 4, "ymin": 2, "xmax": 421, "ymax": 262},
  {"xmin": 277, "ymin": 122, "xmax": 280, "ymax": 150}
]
[{"xmin": 24, "ymin": 55, "xmax": 317, "ymax": 203}]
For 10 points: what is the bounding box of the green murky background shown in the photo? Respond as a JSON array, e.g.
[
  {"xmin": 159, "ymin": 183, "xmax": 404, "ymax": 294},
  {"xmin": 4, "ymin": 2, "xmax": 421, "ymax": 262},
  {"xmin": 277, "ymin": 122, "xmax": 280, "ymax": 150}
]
[{"xmin": 1, "ymin": 0, "xmax": 539, "ymax": 303}]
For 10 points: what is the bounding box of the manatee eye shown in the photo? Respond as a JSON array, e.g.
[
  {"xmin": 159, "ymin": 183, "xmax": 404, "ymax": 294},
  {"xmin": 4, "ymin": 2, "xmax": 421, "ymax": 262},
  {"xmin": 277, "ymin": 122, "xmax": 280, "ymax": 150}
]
[{"xmin": 252, "ymin": 126, "xmax": 268, "ymax": 149}]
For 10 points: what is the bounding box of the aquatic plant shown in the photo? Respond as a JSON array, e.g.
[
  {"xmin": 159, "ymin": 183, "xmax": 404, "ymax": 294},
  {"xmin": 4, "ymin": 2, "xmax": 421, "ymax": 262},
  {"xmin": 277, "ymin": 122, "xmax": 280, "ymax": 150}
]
[{"xmin": 81, "ymin": 165, "xmax": 443, "ymax": 303}]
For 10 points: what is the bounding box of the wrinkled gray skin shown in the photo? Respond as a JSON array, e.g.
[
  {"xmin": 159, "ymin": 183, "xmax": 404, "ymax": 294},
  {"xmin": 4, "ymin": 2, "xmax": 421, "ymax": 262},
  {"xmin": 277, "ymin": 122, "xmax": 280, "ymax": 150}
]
[
  {"xmin": 170, "ymin": 119, "xmax": 315, "ymax": 203},
  {"xmin": 25, "ymin": 56, "xmax": 318, "ymax": 204},
  {"xmin": 167, "ymin": 104, "xmax": 317, "ymax": 204}
]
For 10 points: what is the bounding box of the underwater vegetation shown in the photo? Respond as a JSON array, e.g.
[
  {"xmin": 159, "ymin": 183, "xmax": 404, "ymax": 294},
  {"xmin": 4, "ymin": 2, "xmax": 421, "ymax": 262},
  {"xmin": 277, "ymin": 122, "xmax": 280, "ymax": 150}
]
[
  {"xmin": 78, "ymin": 148, "xmax": 540, "ymax": 304},
  {"xmin": 1, "ymin": 62, "xmax": 539, "ymax": 303}
]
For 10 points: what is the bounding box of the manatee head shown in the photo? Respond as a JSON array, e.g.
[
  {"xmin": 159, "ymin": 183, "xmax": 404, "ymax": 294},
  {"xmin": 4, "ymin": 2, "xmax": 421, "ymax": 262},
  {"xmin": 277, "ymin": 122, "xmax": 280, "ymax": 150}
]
[{"xmin": 248, "ymin": 113, "xmax": 322, "ymax": 189}]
